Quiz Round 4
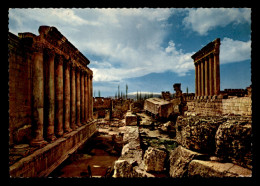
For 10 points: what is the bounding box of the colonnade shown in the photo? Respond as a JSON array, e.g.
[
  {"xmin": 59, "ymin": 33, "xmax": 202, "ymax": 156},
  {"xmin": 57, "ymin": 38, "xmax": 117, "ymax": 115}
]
[
  {"xmin": 193, "ymin": 38, "xmax": 220, "ymax": 98},
  {"xmin": 30, "ymin": 45, "xmax": 93, "ymax": 146}
]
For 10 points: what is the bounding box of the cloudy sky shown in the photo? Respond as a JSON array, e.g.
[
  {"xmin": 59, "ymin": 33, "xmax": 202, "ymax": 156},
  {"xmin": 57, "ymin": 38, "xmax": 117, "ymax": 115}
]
[{"xmin": 9, "ymin": 8, "xmax": 251, "ymax": 97}]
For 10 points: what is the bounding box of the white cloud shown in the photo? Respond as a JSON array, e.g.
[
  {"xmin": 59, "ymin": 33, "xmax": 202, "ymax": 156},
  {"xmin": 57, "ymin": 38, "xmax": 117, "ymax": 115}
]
[
  {"xmin": 183, "ymin": 8, "xmax": 251, "ymax": 35},
  {"xmin": 220, "ymin": 37, "xmax": 251, "ymax": 64},
  {"xmin": 8, "ymin": 8, "xmax": 250, "ymax": 85}
]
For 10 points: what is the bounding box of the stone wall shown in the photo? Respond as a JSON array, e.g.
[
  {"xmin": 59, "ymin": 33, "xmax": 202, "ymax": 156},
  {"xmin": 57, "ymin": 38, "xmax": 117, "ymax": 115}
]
[
  {"xmin": 175, "ymin": 115, "xmax": 252, "ymax": 169},
  {"xmin": 186, "ymin": 96, "xmax": 252, "ymax": 116}
]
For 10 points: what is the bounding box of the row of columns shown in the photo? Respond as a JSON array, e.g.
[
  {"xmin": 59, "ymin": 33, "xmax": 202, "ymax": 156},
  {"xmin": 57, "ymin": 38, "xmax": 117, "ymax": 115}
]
[
  {"xmin": 194, "ymin": 52, "xmax": 220, "ymax": 98},
  {"xmin": 30, "ymin": 46, "xmax": 93, "ymax": 146}
]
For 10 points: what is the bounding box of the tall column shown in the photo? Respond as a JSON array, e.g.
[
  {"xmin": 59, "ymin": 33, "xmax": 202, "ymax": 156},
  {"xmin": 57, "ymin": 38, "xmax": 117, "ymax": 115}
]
[
  {"xmin": 89, "ymin": 75, "xmax": 93, "ymax": 120},
  {"xmin": 197, "ymin": 61, "xmax": 201, "ymax": 97},
  {"xmin": 209, "ymin": 54, "xmax": 214, "ymax": 96},
  {"xmin": 64, "ymin": 60, "xmax": 72, "ymax": 133},
  {"xmin": 195, "ymin": 63, "xmax": 198, "ymax": 97},
  {"xmin": 80, "ymin": 69, "xmax": 85, "ymax": 123},
  {"xmin": 204, "ymin": 57, "xmax": 209, "ymax": 96},
  {"xmin": 84, "ymin": 72, "xmax": 89, "ymax": 122},
  {"xmin": 200, "ymin": 59, "xmax": 205, "ymax": 96},
  {"xmin": 70, "ymin": 63, "xmax": 77, "ymax": 130},
  {"xmin": 30, "ymin": 44, "xmax": 47, "ymax": 146},
  {"xmin": 44, "ymin": 48, "xmax": 56, "ymax": 141},
  {"xmin": 76, "ymin": 66, "xmax": 81, "ymax": 127},
  {"xmin": 213, "ymin": 51, "xmax": 220, "ymax": 95},
  {"xmin": 55, "ymin": 54, "xmax": 64, "ymax": 137}
]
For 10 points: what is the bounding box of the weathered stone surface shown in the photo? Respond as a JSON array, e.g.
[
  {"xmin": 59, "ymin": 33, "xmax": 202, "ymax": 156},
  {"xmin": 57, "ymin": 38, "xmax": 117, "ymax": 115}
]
[
  {"xmin": 125, "ymin": 111, "xmax": 137, "ymax": 126},
  {"xmin": 215, "ymin": 119, "xmax": 252, "ymax": 169},
  {"xmin": 112, "ymin": 159, "xmax": 155, "ymax": 178},
  {"xmin": 188, "ymin": 160, "xmax": 252, "ymax": 177},
  {"xmin": 169, "ymin": 146, "xmax": 205, "ymax": 177},
  {"xmin": 143, "ymin": 147, "xmax": 167, "ymax": 172},
  {"xmin": 175, "ymin": 116, "xmax": 223, "ymax": 153},
  {"xmin": 123, "ymin": 126, "xmax": 140, "ymax": 144}
]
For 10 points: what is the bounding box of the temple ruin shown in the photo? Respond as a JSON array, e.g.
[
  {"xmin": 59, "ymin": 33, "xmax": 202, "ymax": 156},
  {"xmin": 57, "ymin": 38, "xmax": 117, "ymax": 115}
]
[
  {"xmin": 9, "ymin": 26, "xmax": 96, "ymax": 177},
  {"xmin": 192, "ymin": 38, "xmax": 220, "ymax": 98}
]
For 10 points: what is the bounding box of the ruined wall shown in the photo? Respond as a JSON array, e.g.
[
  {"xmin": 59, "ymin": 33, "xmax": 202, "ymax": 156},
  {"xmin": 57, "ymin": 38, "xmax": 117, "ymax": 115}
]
[
  {"xmin": 9, "ymin": 32, "xmax": 33, "ymax": 145},
  {"xmin": 186, "ymin": 96, "xmax": 252, "ymax": 116}
]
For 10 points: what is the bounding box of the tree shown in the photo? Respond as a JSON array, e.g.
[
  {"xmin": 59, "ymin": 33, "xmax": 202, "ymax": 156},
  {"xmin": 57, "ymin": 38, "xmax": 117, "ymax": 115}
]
[
  {"xmin": 98, "ymin": 90, "xmax": 101, "ymax": 97},
  {"xmin": 126, "ymin": 84, "xmax": 128, "ymax": 99},
  {"xmin": 186, "ymin": 86, "xmax": 189, "ymax": 94},
  {"xmin": 118, "ymin": 85, "xmax": 120, "ymax": 99}
]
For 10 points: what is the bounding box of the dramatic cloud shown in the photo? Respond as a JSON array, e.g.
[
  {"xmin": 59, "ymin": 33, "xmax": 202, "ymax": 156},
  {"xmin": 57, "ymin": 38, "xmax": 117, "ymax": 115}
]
[
  {"xmin": 183, "ymin": 8, "xmax": 251, "ymax": 35},
  {"xmin": 220, "ymin": 37, "xmax": 251, "ymax": 64},
  {"xmin": 9, "ymin": 8, "xmax": 251, "ymax": 86}
]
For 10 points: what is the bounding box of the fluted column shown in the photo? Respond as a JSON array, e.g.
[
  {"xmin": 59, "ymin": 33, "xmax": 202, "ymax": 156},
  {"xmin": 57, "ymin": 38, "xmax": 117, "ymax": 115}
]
[
  {"xmin": 55, "ymin": 54, "xmax": 64, "ymax": 137},
  {"xmin": 30, "ymin": 44, "xmax": 47, "ymax": 146},
  {"xmin": 80, "ymin": 69, "xmax": 85, "ymax": 123},
  {"xmin": 76, "ymin": 66, "xmax": 81, "ymax": 127},
  {"xmin": 89, "ymin": 75, "xmax": 93, "ymax": 120},
  {"xmin": 64, "ymin": 59, "xmax": 72, "ymax": 133},
  {"xmin": 209, "ymin": 54, "xmax": 214, "ymax": 96},
  {"xmin": 213, "ymin": 51, "xmax": 220, "ymax": 96},
  {"xmin": 44, "ymin": 48, "xmax": 56, "ymax": 141},
  {"xmin": 70, "ymin": 63, "xmax": 77, "ymax": 130},
  {"xmin": 205, "ymin": 57, "xmax": 209, "ymax": 96},
  {"xmin": 195, "ymin": 63, "xmax": 198, "ymax": 97},
  {"xmin": 200, "ymin": 60, "xmax": 205, "ymax": 96},
  {"xmin": 84, "ymin": 72, "xmax": 89, "ymax": 122},
  {"xmin": 197, "ymin": 61, "xmax": 201, "ymax": 97}
]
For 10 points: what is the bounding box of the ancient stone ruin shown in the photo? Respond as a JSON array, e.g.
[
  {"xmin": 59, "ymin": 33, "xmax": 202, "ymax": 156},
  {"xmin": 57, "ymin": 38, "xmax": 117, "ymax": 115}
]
[
  {"xmin": 9, "ymin": 30, "xmax": 252, "ymax": 178},
  {"xmin": 9, "ymin": 26, "xmax": 96, "ymax": 177}
]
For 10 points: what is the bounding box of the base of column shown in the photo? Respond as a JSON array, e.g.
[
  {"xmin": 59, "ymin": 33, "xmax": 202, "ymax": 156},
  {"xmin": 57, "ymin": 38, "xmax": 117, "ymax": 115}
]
[
  {"xmin": 46, "ymin": 134, "xmax": 57, "ymax": 142},
  {"xmin": 56, "ymin": 130, "xmax": 64, "ymax": 137},
  {"xmin": 30, "ymin": 139, "xmax": 48, "ymax": 147},
  {"xmin": 64, "ymin": 128, "xmax": 73, "ymax": 133}
]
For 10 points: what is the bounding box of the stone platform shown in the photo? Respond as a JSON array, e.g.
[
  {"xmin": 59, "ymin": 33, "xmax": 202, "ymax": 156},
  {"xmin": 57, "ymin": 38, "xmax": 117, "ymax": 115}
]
[{"xmin": 9, "ymin": 122, "xmax": 96, "ymax": 177}]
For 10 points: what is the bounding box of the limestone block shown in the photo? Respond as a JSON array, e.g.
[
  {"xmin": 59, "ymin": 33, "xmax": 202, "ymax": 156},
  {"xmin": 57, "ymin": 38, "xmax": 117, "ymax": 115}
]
[
  {"xmin": 125, "ymin": 111, "xmax": 137, "ymax": 126},
  {"xmin": 188, "ymin": 160, "xmax": 252, "ymax": 177},
  {"xmin": 143, "ymin": 147, "xmax": 167, "ymax": 172},
  {"xmin": 169, "ymin": 146, "xmax": 205, "ymax": 177},
  {"xmin": 215, "ymin": 119, "xmax": 252, "ymax": 169}
]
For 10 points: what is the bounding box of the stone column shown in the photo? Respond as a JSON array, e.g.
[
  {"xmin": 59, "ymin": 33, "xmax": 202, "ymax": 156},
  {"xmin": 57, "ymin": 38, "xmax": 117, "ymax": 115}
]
[
  {"xmin": 64, "ymin": 59, "xmax": 72, "ymax": 133},
  {"xmin": 197, "ymin": 61, "xmax": 201, "ymax": 97},
  {"xmin": 30, "ymin": 44, "xmax": 47, "ymax": 146},
  {"xmin": 44, "ymin": 48, "xmax": 56, "ymax": 141},
  {"xmin": 55, "ymin": 54, "xmax": 64, "ymax": 137},
  {"xmin": 76, "ymin": 66, "xmax": 81, "ymax": 127},
  {"xmin": 84, "ymin": 72, "xmax": 89, "ymax": 122},
  {"xmin": 89, "ymin": 75, "xmax": 93, "ymax": 120},
  {"xmin": 80, "ymin": 69, "xmax": 85, "ymax": 123},
  {"xmin": 204, "ymin": 56, "xmax": 209, "ymax": 97},
  {"xmin": 200, "ymin": 59, "xmax": 205, "ymax": 96},
  {"xmin": 70, "ymin": 63, "xmax": 77, "ymax": 130},
  {"xmin": 195, "ymin": 63, "xmax": 198, "ymax": 97},
  {"xmin": 213, "ymin": 51, "xmax": 220, "ymax": 96},
  {"xmin": 209, "ymin": 54, "xmax": 214, "ymax": 96}
]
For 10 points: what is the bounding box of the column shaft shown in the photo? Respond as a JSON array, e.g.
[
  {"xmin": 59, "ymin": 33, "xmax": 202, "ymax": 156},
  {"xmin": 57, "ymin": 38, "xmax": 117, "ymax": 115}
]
[
  {"xmin": 70, "ymin": 64, "xmax": 77, "ymax": 130},
  {"xmin": 64, "ymin": 60, "xmax": 72, "ymax": 133},
  {"xmin": 44, "ymin": 49, "xmax": 56, "ymax": 141},
  {"xmin": 195, "ymin": 63, "xmax": 198, "ymax": 97},
  {"xmin": 84, "ymin": 73, "xmax": 89, "ymax": 122},
  {"xmin": 213, "ymin": 53, "xmax": 220, "ymax": 95},
  {"xmin": 55, "ymin": 55, "xmax": 64, "ymax": 137},
  {"xmin": 209, "ymin": 54, "xmax": 214, "ymax": 96},
  {"xmin": 81, "ymin": 70, "xmax": 85, "ymax": 123},
  {"xmin": 205, "ymin": 57, "xmax": 209, "ymax": 96},
  {"xmin": 31, "ymin": 46, "xmax": 47, "ymax": 146},
  {"xmin": 197, "ymin": 61, "xmax": 201, "ymax": 97},
  {"xmin": 89, "ymin": 75, "xmax": 93, "ymax": 120},
  {"xmin": 76, "ymin": 67, "xmax": 81, "ymax": 126},
  {"xmin": 200, "ymin": 60, "xmax": 205, "ymax": 96}
]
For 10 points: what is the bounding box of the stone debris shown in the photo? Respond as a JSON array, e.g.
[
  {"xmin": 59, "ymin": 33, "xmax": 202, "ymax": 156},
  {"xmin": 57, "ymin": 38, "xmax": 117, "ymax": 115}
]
[
  {"xmin": 143, "ymin": 147, "xmax": 167, "ymax": 172},
  {"xmin": 188, "ymin": 160, "xmax": 252, "ymax": 177}
]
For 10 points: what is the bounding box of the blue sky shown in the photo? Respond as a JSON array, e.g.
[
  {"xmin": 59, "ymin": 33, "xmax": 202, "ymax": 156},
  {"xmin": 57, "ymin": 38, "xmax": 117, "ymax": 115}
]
[{"xmin": 9, "ymin": 8, "xmax": 251, "ymax": 97}]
